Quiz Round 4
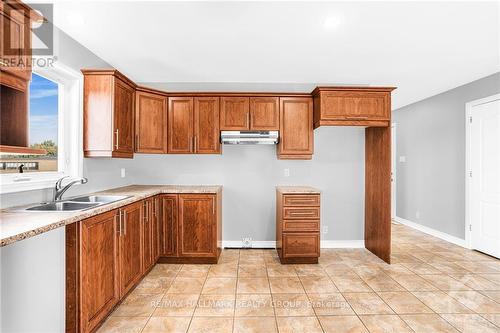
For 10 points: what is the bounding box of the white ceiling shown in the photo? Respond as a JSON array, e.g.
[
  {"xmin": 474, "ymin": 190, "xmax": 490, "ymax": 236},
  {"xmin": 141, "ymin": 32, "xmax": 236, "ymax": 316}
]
[{"xmin": 51, "ymin": 1, "xmax": 499, "ymax": 109}]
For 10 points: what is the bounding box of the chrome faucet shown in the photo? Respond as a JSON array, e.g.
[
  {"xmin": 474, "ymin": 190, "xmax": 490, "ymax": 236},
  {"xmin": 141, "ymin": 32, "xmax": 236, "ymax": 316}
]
[{"xmin": 54, "ymin": 176, "xmax": 88, "ymax": 201}]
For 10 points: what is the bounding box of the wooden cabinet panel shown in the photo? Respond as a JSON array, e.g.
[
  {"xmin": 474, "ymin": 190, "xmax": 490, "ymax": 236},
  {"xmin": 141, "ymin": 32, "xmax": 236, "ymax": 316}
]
[
  {"xmin": 283, "ymin": 207, "xmax": 320, "ymax": 220},
  {"xmin": 220, "ymin": 97, "xmax": 249, "ymax": 130},
  {"xmin": 160, "ymin": 194, "xmax": 178, "ymax": 257},
  {"xmin": 142, "ymin": 198, "xmax": 154, "ymax": 272},
  {"xmin": 118, "ymin": 202, "xmax": 143, "ymax": 297},
  {"xmin": 83, "ymin": 70, "xmax": 135, "ymax": 158},
  {"xmin": 168, "ymin": 97, "xmax": 194, "ymax": 153},
  {"xmin": 194, "ymin": 97, "xmax": 220, "ymax": 154},
  {"xmin": 283, "ymin": 233, "xmax": 319, "ymax": 258},
  {"xmin": 80, "ymin": 210, "xmax": 119, "ymax": 333},
  {"xmin": 312, "ymin": 87, "xmax": 394, "ymax": 128},
  {"xmin": 0, "ymin": 2, "xmax": 33, "ymax": 81},
  {"xmin": 278, "ymin": 97, "xmax": 313, "ymax": 159},
  {"xmin": 283, "ymin": 220, "xmax": 319, "ymax": 233},
  {"xmin": 152, "ymin": 196, "xmax": 161, "ymax": 261},
  {"xmin": 178, "ymin": 194, "xmax": 216, "ymax": 257},
  {"xmin": 249, "ymin": 97, "xmax": 279, "ymax": 130},
  {"xmin": 135, "ymin": 91, "xmax": 167, "ymax": 153},
  {"xmin": 283, "ymin": 194, "xmax": 320, "ymax": 207},
  {"xmin": 114, "ymin": 79, "xmax": 135, "ymax": 157}
]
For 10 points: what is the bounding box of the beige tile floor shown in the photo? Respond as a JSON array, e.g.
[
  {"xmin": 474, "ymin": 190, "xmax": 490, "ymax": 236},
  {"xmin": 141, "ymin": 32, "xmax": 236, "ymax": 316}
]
[{"xmin": 98, "ymin": 224, "xmax": 500, "ymax": 333}]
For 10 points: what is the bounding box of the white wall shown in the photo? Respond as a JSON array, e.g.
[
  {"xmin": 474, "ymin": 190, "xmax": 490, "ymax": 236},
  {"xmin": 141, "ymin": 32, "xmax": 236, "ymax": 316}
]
[
  {"xmin": 133, "ymin": 126, "xmax": 366, "ymax": 242},
  {"xmin": 393, "ymin": 72, "xmax": 500, "ymax": 239}
]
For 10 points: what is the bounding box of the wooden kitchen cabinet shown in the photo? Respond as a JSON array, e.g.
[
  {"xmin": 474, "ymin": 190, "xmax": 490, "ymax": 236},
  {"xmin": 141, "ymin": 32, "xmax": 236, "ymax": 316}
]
[
  {"xmin": 118, "ymin": 201, "xmax": 143, "ymax": 296},
  {"xmin": 152, "ymin": 196, "xmax": 161, "ymax": 261},
  {"xmin": 82, "ymin": 70, "xmax": 136, "ymax": 158},
  {"xmin": 79, "ymin": 210, "xmax": 120, "ymax": 333},
  {"xmin": 278, "ymin": 97, "xmax": 313, "ymax": 160},
  {"xmin": 220, "ymin": 96, "xmax": 279, "ymax": 131},
  {"xmin": 249, "ymin": 97, "xmax": 279, "ymax": 130},
  {"xmin": 312, "ymin": 87, "xmax": 394, "ymax": 128},
  {"xmin": 276, "ymin": 187, "xmax": 320, "ymax": 264},
  {"xmin": 194, "ymin": 97, "xmax": 221, "ymax": 154},
  {"xmin": 168, "ymin": 96, "xmax": 221, "ymax": 154},
  {"xmin": 220, "ymin": 97, "xmax": 249, "ymax": 130},
  {"xmin": 142, "ymin": 198, "xmax": 154, "ymax": 272},
  {"xmin": 178, "ymin": 194, "xmax": 217, "ymax": 258},
  {"xmin": 135, "ymin": 90, "xmax": 167, "ymax": 153},
  {"xmin": 159, "ymin": 192, "xmax": 222, "ymax": 263}
]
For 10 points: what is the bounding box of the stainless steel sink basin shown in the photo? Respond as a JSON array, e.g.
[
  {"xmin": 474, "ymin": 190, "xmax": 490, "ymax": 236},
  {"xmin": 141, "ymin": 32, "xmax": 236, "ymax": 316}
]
[
  {"xmin": 26, "ymin": 201, "xmax": 100, "ymax": 211},
  {"xmin": 70, "ymin": 195, "xmax": 129, "ymax": 203},
  {"xmin": 20, "ymin": 195, "xmax": 130, "ymax": 212}
]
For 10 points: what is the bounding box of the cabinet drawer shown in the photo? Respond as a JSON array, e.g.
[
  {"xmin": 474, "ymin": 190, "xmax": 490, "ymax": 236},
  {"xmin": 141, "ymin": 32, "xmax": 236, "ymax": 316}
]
[
  {"xmin": 283, "ymin": 233, "xmax": 319, "ymax": 258},
  {"xmin": 283, "ymin": 207, "xmax": 320, "ymax": 219},
  {"xmin": 283, "ymin": 194, "xmax": 320, "ymax": 206},
  {"xmin": 283, "ymin": 220, "xmax": 319, "ymax": 232}
]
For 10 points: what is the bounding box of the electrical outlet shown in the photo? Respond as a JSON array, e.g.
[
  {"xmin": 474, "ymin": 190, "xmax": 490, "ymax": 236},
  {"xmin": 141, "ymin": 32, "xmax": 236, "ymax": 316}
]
[
  {"xmin": 399, "ymin": 156, "xmax": 406, "ymax": 163},
  {"xmin": 322, "ymin": 226, "xmax": 329, "ymax": 234},
  {"xmin": 242, "ymin": 237, "xmax": 252, "ymax": 248},
  {"xmin": 120, "ymin": 168, "xmax": 126, "ymax": 178},
  {"xmin": 284, "ymin": 168, "xmax": 290, "ymax": 177},
  {"xmin": 416, "ymin": 211, "xmax": 420, "ymax": 219}
]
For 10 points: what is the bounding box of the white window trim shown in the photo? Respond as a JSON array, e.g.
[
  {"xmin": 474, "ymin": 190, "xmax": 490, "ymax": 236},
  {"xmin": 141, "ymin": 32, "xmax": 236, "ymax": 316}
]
[{"xmin": 0, "ymin": 62, "xmax": 83, "ymax": 194}]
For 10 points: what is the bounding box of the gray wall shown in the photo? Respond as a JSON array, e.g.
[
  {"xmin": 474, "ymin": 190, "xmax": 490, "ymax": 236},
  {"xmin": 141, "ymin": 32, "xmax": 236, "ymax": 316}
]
[
  {"xmin": 393, "ymin": 72, "xmax": 500, "ymax": 239},
  {"xmin": 134, "ymin": 126, "xmax": 365, "ymax": 242}
]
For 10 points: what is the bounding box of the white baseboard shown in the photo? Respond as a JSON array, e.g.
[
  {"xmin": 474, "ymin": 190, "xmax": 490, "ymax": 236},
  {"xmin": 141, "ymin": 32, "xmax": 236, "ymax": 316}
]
[
  {"xmin": 393, "ymin": 216, "xmax": 466, "ymax": 247},
  {"xmin": 222, "ymin": 240, "xmax": 365, "ymax": 249}
]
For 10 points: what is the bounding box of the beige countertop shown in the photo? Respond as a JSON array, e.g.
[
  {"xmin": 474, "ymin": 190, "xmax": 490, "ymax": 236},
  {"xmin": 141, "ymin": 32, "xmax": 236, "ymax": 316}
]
[
  {"xmin": 276, "ymin": 186, "xmax": 321, "ymax": 194},
  {"xmin": 0, "ymin": 185, "xmax": 222, "ymax": 247}
]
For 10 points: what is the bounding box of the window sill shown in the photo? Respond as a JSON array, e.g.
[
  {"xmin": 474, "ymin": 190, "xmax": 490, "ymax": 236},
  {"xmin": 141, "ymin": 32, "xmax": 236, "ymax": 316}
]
[{"xmin": 0, "ymin": 173, "xmax": 65, "ymax": 194}]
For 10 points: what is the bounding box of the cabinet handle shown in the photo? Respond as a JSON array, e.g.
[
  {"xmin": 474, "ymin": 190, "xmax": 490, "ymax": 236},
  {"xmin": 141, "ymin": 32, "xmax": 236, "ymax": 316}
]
[
  {"xmin": 289, "ymin": 211, "xmax": 315, "ymax": 216},
  {"xmin": 114, "ymin": 129, "xmax": 119, "ymax": 149},
  {"xmin": 123, "ymin": 211, "xmax": 127, "ymax": 235},
  {"xmin": 247, "ymin": 112, "xmax": 250, "ymax": 128},
  {"xmin": 190, "ymin": 137, "xmax": 193, "ymax": 152},
  {"xmin": 212, "ymin": 200, "xmax": 215, "ymax": 215},
  {"xmin": 116, "ymin": 213, "xmax": 121, "ymax": 235},
  {"xmin": 345, "ymin": 116, "xmax": 368, "ymax": 120},
  {"xmin": 135, "ymin": 134, "xmax": 139, "ymax": 151},
  {"xmin": 194, "ymin": 136, "xmax": 197, "ymax": 153}
]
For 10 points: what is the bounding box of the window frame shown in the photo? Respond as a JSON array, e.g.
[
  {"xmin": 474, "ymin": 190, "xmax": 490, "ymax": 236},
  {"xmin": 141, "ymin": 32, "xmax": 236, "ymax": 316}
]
[{"xmin": 0, "ymin": 62, "xmax": 83, "ymax": 194}]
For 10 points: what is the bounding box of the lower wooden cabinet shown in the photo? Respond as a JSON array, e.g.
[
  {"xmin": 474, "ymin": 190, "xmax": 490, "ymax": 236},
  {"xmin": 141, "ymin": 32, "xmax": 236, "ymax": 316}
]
[
  {"xmin": 159, "ymin": 193, "xmax": 222, "ymax": 263},
  {"xmin": 79, "ymin": 210, "xmax": 120, "ymax": 333},
  {"xmin": 276, "ymin": 187, "xmax": 320, "ymax": 264},
  {"xmin": 118, "ymin": 201, "xmax": 143, "ymax": 297},
  {"xmin": 142, "ymin": 198, "xmax": 154, "ymax": 272}
]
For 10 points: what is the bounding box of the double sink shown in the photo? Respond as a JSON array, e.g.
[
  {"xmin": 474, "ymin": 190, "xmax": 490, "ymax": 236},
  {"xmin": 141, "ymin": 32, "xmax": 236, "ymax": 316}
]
[{"xmin": 24, "ymin": 195, "xmax": 130, "ymax": 212}]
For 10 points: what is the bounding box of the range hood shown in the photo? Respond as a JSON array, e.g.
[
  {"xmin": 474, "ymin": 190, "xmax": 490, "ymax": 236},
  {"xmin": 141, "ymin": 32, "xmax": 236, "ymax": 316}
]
[{"xmin": 220, "ymin": 131, "xmax": 279, "ymax": 145}]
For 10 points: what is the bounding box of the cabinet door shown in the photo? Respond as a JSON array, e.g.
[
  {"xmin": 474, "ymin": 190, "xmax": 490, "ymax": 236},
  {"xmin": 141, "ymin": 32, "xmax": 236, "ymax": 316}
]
[
  {"xmin": 0, "ymin": 4, "xmax": 31, "ymax": 81},
  {"xmin": 135, "ymin": 91, "xmax": 167, "ymax": 153},
  {"xmin": 142, "ymin": 199, "xmax": 154, "ymax": 272},
  {"xmin": 178, "ymin": 194, "xmax": 216, "ymax": 257},
  {"xmin": 81, "ymin": 210, "xmax": 119, "ymax": 333},
  {"xmin": 152, "ymin": 196, "xmax": 161, "ymax": 261},
  {"xmin": 194, "ymin": 97, "xmax": 220, "ymax": 154},
  {"xmin": 119, "ymin": 201, "xmax": 143, "ymax": 296},
  {"xmin": 278, "ymin": 97, "xmax": 313, "ymax": 159},
  {"xmin": 160, "ymin": 194, "xmax": 178, "ymax": 257},
  {"xmin": 321, "ymin": 91, "xmax": 390, "ymax": 121},
  {"xmin": 250, "ymin": 97, "xmax": 279, "ymax": 130},
  {"xmin": 113, "ymin": 78, "xmax": 135, "ymax": 157},
  {"xmin": 220, "ymin": 97, "xmax": 249, "ymax": 130},
  {"xmin": 168, "ymin": 97, "xmax": 194, "ymax": 153}
]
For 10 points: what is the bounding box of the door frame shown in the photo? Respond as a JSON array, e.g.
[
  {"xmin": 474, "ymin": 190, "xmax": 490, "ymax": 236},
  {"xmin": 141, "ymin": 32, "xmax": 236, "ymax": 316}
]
[
  {"xmin": 465, "ymin": 93, "xmax": 500, "ymax": 249},
  {"xmin": 391, "ymin": 122, "xmax": 397, "ymax": 220}
]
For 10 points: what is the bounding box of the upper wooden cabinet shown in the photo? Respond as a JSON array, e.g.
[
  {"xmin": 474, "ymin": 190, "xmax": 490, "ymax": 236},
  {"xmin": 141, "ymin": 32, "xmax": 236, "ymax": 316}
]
[
  {"xmin": 249, "ymin": 97, "xmax": 279, "ymax": 130},
  {"xmin": 220, "ymin": 97, "xmax": 249, "ymax": 130},
  {"xmin": 83, "ymin": 70, "xmax": 136, "ymax": 158},
  {"xmin": 135, "ymin": 90, "xmax": 167, "ymax": 153},
  {"xmin": 168, "ymin": 97, "xmax": 220, "ymax": 154},
  {"xmin": 278, "ymin": 97, "xmax": 313, "ymax": 160},
  {"xmin": 312, "ymin": 87, "xmax": 395, "ymax": 128},
  {"xmin": 194, "ymin": 97, "xmax": 221, "ymax": 154},
  {"xmin": 220, "ymin": 96, "xmax": 279, "ymax": 130}
]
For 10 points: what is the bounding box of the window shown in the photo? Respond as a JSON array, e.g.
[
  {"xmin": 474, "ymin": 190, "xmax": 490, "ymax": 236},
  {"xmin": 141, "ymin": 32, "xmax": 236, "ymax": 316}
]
[
  {"xmin": 0, "ymin": 63, "xmax": 83, "ymax": 193},
  {"xmin": 0, "ymin": 73, "xmax": 59, "ymax": 174}
]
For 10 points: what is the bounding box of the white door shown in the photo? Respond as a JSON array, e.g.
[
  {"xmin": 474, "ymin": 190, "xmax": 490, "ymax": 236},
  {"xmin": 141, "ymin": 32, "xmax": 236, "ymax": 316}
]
[
  {"xmin": 391, "ymin": 123, "xmax": 397, "ymax": 220},
  {"xmin": 470, "ymin": 97, "xmax": 500, "ymax": 258}
]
